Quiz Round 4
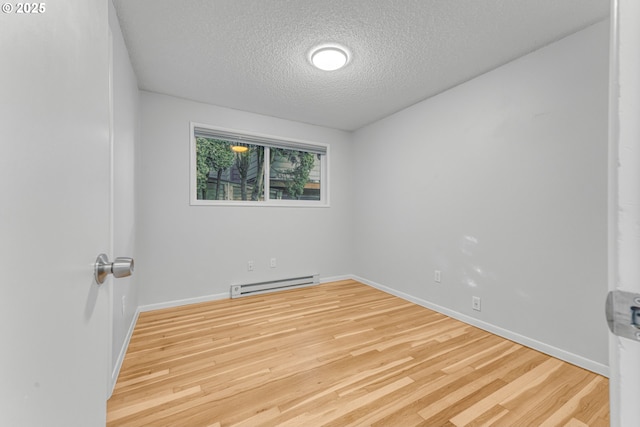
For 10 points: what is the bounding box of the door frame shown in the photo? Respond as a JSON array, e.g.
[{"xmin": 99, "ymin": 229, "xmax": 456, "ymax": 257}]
[
  {"xmin": 107, "ymin": 25, "xmax": 116, "ymax": 394},
  {"xmin": 608, "ymin": 0, "xmax": 640, "ymax": 425}
]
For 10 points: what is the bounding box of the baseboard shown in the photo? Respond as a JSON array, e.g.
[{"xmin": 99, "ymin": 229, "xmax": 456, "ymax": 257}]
[
  {"xmin": 351, "ymin": 275, "xmax": 610, "ymax": 377},
  {"xmin": 320, "ymin": 274, "xmax": 353, "ymax": 284},
  {"xmin": 138, "ymin": 275, "xmax": 353, "ymax": 313},
  {"xmin": 109, "ymin": 308, "xmax": 140, "ymax": 398},
  {"xmin": 138, "ymin": 292, "xmax": 229, "ymax": 313}
]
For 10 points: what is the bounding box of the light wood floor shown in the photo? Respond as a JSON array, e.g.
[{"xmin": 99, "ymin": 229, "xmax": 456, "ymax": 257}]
[{"xmin": 107, "ymin": 280, "xmax": 609, "ymax": 426}]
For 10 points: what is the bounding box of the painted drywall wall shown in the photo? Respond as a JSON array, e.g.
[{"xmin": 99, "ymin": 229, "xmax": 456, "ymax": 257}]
[
  {"xmin": 109, "ymin": 0, "xmax": 139, "ymax": 386},
  {"xmin": 137, "ymin": 92, "xmax": 353, "ymax": 306},
  {"xmin": 352, "ymin": 21, "xmax": 609, "ymax": 370}
]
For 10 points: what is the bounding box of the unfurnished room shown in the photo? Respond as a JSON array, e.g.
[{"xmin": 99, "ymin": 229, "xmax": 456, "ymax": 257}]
[{"xmin": 3, "ymin": 0, "xmax": 640, "ymax": 426}]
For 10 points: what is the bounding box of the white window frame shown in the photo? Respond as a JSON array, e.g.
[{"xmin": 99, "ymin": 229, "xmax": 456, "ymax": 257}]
[{"xmin": 190, "ymin": 122, "xmax": 330, "ymax": 207}]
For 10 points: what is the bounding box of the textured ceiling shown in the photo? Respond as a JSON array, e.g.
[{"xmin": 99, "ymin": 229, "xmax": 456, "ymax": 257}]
[{"xmin": 113, "ymin": 0, "xmax": 609, "ymax": 131}]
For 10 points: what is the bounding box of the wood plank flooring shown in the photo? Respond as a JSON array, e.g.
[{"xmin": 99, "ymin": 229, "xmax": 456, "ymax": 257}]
[{"xmin": 107, "ymin": 280, "xmax": 609, "ymax": 426}]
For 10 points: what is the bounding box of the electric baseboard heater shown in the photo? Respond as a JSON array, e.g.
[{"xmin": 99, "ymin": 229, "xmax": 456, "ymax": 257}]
[{"xmin": 230, "ymin": 274, "xmax": 319, "ymax": 298}]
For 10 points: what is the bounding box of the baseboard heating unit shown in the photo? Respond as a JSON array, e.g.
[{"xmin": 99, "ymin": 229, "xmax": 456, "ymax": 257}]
[{"xmin": 230, "ymin": 274, "xmax": 319, "ymax": 298}]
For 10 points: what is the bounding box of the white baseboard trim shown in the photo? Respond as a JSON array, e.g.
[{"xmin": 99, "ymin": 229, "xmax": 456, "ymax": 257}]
[
  {"xmin": 109, "ymin": 308, "xmax": 140, "ymax": 398},
  {"xmin": 138, "ymin": 276, "xmax": 348, "ymax": 313},
  {"xmin": 351, "ymin": 275, "xmax": 609, "ymax": 377},
  {"xmin": 138, "ymin": 292, "xmax": 229, "ymax": 313},
  {"xmin": 320, "ymin": 274, "xmax": 353, "ymax": 284}
]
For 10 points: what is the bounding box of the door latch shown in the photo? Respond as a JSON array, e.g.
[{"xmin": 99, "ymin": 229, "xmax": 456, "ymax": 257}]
[{"xmin": 606, "ymin": 290, "xmax": 640, "ymax": 340}]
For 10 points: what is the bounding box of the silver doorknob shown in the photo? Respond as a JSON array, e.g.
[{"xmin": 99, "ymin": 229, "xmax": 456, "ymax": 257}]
[{"xmin": 94, "ymin": 253, "xmax": 134, "ymax": 285}]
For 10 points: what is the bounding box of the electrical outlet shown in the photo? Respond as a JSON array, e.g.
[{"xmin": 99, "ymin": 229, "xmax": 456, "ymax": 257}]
[
  {"xmin": 121, "ymin": 295, "xmax": 126, "ymax": 315},
  {"xmin": 472, "ymin": 296, "xmax": 481, "ymax": 311},
  {"xmin": 270, "ymin": 257, "xmax": 277, "ymax": 268},
  {"xmin": 434, "ymin": 270, "xmax": 441, "ymax": 283},
  {"xmin": 247, "ymin": 261, "xmax": 254, "ymax": 271}
]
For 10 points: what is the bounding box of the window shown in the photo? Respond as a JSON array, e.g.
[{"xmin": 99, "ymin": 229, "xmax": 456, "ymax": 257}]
[{"xmin": 190, "ymin": 123, "xmax": 329, "ymax": 206}]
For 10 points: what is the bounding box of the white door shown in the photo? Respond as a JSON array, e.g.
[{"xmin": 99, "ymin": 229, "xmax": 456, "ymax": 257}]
[
  {"xmin": 608, "ymin": 0, "xmax": 640, "ymax": 426},
  {"xmin": 0, "ymin": 1, "xmax": 111, "ymax": 426}
]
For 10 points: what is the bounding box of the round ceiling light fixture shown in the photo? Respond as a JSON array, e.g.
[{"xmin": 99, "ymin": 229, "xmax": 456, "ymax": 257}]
[{"xmin": 310, "ymin": 46, "xmax": 349, "ymax": 71}]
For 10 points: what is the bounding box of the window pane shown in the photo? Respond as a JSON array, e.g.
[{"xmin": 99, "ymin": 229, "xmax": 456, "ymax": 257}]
[
  {"xmin": 191, "ymin": 125, "xmax": 328, "ymax": 206},
  {"xmin": 269, "ymin": 148, "xmax": 321, "ymax": 201},
  {"xmin": 195, "ymin": 137, "xmax": 265, "ymax": 201}
]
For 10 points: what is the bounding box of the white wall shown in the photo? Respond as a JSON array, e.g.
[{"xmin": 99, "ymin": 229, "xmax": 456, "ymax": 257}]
[
  {"xmin": 352, "ymin": 21, "xmax": 609, "ymax": 372},
  {"xmin": 137, "ymin": 92, "xmax": 353, "ymax": 306},
  {"xmin": 109, "ymin": 0, "xmax": 139, "ymax": 387}
]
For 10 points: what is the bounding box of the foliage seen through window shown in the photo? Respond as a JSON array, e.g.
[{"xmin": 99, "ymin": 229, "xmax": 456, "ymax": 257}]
[{"xmin": 195, "ymin": 136, "xmax": 323, "ymax": 203}]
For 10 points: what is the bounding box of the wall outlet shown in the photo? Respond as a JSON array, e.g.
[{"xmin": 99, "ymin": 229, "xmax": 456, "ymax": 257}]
[
  {"xmin": 247, "ymin": 260, "xmax": 254, "ymax": 271},
  {"xmin": 270, "ymin": 257, "xmax": 277, "ymax": 268},
  {"xmin": 472, "ymin": 296, "xmax": 481, "ymax": 311},
  {"xmin": 434, "ymin": 270, "xmax": 441, "ymax": 283}
]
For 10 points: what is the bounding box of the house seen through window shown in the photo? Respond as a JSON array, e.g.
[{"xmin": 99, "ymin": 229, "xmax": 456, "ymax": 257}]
[{"xmin": 191, "ymin": 125, "xmax": 328, "ymax": 206}]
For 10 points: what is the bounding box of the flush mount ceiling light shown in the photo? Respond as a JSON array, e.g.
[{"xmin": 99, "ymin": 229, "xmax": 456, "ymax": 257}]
[{"xmin": 310, "ymin": 46, "xmax": 349, "ymax": 71}]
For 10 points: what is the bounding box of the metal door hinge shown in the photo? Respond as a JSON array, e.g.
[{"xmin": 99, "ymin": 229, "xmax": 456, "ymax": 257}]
[{"xmin": 606, "ymin": 290, "xmax": 640, "ymax": 341}]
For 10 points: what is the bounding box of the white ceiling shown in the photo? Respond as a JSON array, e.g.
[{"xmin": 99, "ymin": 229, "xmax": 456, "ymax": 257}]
[{"xmin": 113, "ymin": 0, "xmax": 609, "ymax": 131}]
